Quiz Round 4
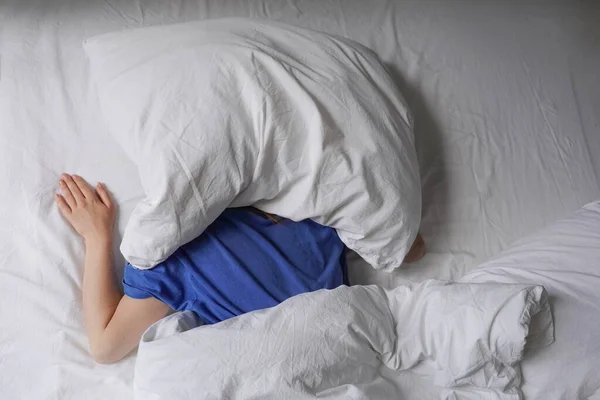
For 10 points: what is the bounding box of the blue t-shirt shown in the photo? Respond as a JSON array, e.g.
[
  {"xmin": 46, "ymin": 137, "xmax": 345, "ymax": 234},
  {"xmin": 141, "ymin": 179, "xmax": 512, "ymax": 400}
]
[{"xmin": 123, "ymin": 208, "xmax": 347, "ymax": 324}]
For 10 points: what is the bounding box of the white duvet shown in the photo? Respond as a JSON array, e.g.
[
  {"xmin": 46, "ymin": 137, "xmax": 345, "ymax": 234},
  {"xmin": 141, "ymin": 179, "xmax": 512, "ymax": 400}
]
[{"xmin": 133, "ymin": 281, "xmax": 552, "ymax": 400}]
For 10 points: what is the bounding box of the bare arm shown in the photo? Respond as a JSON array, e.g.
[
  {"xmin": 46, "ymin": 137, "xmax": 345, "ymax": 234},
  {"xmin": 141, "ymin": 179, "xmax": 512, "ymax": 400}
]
[{"xmin": 56, "ymin": 174, "xmax": 170, "ymax": 364}]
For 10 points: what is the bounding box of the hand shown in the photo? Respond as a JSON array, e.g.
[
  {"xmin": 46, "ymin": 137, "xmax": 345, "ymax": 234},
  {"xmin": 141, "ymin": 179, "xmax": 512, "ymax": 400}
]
[{"xmin": 55, "ymin": 174, "xmax": 115, "ymax": 245}]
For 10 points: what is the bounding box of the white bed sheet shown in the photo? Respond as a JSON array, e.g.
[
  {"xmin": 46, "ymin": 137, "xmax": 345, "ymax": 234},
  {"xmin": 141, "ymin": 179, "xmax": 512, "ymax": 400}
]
[{"xmin": 0, "ymin": 1, "xmax": 598, "ymax": 399}]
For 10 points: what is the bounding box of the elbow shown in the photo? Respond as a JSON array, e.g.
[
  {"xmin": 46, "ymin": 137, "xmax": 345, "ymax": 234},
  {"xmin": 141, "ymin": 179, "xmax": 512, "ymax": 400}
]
[
  {"xmin": 90, "ymin": 342, "xmax": 125, "ymax": 365},
  {"xmin": 92, "ymin": 353, "xmax": 119, "ymax": 365},
  {"xmin": 91, "ymin": 349, "xmax": 120, "ymax": 365}
]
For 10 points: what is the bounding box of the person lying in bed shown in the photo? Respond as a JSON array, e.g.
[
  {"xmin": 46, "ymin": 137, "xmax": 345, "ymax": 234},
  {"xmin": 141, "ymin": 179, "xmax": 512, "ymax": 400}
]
[{"xmin": 55, "ymin": 173, "xmax": 425, "ymax": 364}]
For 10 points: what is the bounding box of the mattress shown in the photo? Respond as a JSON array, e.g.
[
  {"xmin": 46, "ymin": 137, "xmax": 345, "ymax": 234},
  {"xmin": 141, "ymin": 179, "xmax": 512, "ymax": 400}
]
[{"xmin": 0, "ymin": 1, "xmax": 598, "ymax": 399}]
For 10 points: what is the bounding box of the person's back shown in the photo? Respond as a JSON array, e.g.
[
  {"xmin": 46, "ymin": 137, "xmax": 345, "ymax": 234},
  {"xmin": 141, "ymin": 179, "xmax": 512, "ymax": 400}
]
[{"xmin": 123, "ymin": 207, "xmax": 348, "ymax": 324}]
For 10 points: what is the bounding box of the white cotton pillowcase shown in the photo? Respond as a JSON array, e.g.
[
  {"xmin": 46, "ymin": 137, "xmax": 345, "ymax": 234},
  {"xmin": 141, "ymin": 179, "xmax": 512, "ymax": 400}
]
[
  {"xmin": 83, "ymin": 18, "xmax": 421, "ymax": 271},
  {"xmin": 460, "ymin": 200, "xmax": 600, "ymax": 399}
]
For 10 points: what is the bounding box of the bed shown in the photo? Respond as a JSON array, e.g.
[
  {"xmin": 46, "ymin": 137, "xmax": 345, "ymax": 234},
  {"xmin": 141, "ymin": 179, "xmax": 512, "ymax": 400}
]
[{"xmin": 1, "ymin": 1, "xmax": 599, "ymax": 399}]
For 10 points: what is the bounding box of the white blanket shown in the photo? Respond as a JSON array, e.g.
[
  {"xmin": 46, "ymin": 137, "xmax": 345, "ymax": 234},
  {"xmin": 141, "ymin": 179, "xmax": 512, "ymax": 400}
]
[{"xmin": 133, "ymin": 281, "xmax": 553, "ymax": 400}]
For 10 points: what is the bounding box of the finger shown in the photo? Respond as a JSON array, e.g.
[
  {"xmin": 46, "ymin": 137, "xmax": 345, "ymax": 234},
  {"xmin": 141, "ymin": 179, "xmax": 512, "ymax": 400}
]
[
  {"xmin": 59, "ymin": 179, "xmax": 76, "ymax": 208},
  {"xmin": 96, "ymin": 182, "xmax": 113, "ymax": 209},
  {"xmin": 72, "ymin": 175, "xmax": 95, "ymax": 199},
  {"xmin": 55, "ymin": 194, "xmax": 72, "ymax": 217},
  {"xmin": 62, "ymin": 174, "xmax": 85, "ymax": 204}
]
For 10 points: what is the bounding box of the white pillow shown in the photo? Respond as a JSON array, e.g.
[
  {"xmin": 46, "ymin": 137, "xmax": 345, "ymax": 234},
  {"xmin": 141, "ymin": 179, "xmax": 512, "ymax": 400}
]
[
  {"xmin": 460, "ymin": 200, "xmax": 600, "ymax": 399},
  {"xmin": 84, "ymin": 18, "xmax": 420, "ymax": 271}
]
